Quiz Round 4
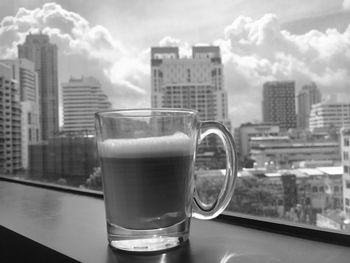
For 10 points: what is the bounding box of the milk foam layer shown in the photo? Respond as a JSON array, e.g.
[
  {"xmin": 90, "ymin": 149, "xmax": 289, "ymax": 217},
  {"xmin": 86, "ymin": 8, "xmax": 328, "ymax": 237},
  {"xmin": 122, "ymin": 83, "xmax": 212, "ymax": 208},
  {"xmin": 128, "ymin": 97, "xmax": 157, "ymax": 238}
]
[{"xmin": 98, "ymin": 132, "xmax": 193, "ymax": 158}]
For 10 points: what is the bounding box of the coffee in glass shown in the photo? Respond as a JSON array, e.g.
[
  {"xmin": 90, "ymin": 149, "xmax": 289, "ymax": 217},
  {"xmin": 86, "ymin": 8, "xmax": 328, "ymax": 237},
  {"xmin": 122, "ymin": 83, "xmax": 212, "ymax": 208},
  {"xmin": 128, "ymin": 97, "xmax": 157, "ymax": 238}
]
[{"xmin": 95, "ymin": 109, "xmax": 238, "ymax": 252}]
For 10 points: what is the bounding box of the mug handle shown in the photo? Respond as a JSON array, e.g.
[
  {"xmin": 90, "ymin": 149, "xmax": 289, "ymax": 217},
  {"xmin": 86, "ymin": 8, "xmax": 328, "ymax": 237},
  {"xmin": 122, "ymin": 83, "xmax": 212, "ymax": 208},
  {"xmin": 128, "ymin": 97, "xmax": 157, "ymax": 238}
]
[{"xmin": 192, "ymin": 121, "xmax": 238, "ymax": 220}]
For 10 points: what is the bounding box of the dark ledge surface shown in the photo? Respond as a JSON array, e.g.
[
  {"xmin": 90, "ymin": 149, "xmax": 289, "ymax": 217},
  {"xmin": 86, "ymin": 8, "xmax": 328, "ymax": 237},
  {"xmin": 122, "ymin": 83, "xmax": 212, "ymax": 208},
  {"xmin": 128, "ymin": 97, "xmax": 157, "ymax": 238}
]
[{"xmin": 1, "ymin": 180, "xmax": 350, "ymax": 263}]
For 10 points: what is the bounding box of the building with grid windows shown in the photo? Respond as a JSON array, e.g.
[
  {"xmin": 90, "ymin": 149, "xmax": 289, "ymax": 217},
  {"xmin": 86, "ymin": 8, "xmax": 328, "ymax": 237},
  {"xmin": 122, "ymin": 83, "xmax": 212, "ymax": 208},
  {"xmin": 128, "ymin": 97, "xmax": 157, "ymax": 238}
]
[
  {"xmin": 0, "ymin": 59, "xmax": 40, "ymax": 169},
  {"xmin": 250, "ymin": 136, "xmax": 340, "ymax": 169},
  {"xmin": 62, "ymin": 76, "xmax": 112, "ymax": 133},
  {"xmin": 18, "ymin": 33, "xmax": 59, "ymax": 141},
  {"xmin": 309, "ymin": 102, "xmax": 350, "ymax": 132},
  {"xmin": 262, "ymin": 81, "xmax": 297, "ymax": 131},
  {"xmin": 0, "ymin": 63, "xmax": 21, "ymax": 174},
  {"xmin": 297, "ymin": 82, "xmax": 322, "ymax": 130},
  {"xmin": 150, "ymin": 46, "xmax": 230, "ymax": 130},
  {"xmin": 341, "ymin": 127, "xmax": 350, "ymax": 218}
]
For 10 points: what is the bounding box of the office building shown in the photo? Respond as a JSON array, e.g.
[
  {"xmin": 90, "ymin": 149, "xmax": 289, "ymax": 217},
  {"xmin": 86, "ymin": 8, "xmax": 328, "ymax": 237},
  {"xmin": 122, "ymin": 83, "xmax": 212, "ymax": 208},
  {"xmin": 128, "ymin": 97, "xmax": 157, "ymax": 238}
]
[
  {"xmin": 341, "ymin": 127, "xmax": 350, "ymax": 217},
  {"xmin": 29, "ymin": 134, "xmax": 99, "ymax": 185},
  {"xmin": 0, "ymin": 63, "xmax": 21, "ymax": 173},
  {"xmin": 1, "ymin": 59, "xmax": 40, "ymax": 169},
  {"xmin": 234, "ymin": 122, "xmax": 279, "ymax": 160},
  {"xmin": 262, "ymin": 81, "xmax": 296, "ymax": 131},
  {"xmin": 62, "ymin": 76, "xmax": 112, "ymax": 133},
  {"xmin": 150, "ymin": 46, "xmax": 230, "ymax": 129},
  {"xmin": 250, "ymin": 136, "xmax": 340, "ymax": 169},
  {"xmin": 18, "ymin": 33, "xmax": 59, "ymax": 141},
  {"xmin": 297, "ymin": 82, "xmax": 322, "ymax": 130},
  {"xmin": 309, "ymin": 102, "xmax": 350, "ymax": 132}
]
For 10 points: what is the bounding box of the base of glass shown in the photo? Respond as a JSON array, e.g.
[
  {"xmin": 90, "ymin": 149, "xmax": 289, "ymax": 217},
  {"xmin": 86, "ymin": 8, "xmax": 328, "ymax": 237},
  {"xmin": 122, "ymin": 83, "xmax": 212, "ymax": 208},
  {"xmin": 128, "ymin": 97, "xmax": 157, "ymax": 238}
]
[{"xmin": 107, "ymin": 218, "xmax": 190, "ymax": 252}]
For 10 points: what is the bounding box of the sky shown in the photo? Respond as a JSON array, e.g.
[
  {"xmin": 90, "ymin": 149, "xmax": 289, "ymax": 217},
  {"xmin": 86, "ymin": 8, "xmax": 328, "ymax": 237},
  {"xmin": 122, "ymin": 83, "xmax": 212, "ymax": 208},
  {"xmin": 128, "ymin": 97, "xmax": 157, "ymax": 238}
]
[{"xmin": 0, "ymin": 0, "xmax": 350, "ymax": 127}]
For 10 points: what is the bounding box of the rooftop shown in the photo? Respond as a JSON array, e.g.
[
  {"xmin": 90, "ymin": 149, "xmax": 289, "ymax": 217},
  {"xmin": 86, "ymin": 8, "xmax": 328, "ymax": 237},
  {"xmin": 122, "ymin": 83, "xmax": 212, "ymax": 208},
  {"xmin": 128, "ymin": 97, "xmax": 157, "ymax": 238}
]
[{"xmin": 317, "ymin": 166, "xmax": 343, "ymax": 176}]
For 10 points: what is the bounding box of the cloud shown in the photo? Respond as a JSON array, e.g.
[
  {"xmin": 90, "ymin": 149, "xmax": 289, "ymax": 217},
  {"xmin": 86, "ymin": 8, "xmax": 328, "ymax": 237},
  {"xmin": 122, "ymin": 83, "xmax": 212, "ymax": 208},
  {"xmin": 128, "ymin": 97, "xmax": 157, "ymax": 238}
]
[
  {"xmin": 214, "ymin": 14, "xmax": 350, "ymax": 126},
  {"xmin": 343, "ymin": 0, "xmax": 350, "ymax": 10},
  {"xmin": 0, "ymin": 2, "xmax": 148, "ymax": 109},
  {"xmin": 159, "ymin": 36, "xmax": 192, "ymax": 57},
  {"xmin": 1, "ymin": 3, "xmax": 350, "ymax": 128}
]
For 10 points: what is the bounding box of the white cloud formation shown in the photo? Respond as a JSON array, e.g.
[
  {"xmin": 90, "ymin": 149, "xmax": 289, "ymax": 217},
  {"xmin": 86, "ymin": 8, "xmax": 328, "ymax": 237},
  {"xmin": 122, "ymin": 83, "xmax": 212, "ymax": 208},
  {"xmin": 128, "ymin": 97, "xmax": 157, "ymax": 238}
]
[
  {"xmin": 1, "ymin": 3, "xmax": 350, "ymax": 127},
  {"xmin": 216, "ymin": 13, "xmax": 350, "ymax": 126},
  {"xmin": 0, "ymin": 2, "xmax": 148, "ymax": 110},
  {"xmin": 343, "ymin": 0, "xmax": 350, "ymax": 10},
  {"xmin": 159, "ymin": 36, "xmax": 192, "ymax": 57}
]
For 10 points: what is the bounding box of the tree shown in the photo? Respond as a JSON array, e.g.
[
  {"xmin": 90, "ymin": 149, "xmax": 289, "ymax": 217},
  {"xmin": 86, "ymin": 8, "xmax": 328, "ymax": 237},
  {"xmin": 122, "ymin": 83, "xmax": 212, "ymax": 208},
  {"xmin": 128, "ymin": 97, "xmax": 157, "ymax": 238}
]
[{"xmin": 227, "ymin": 176, "xmax": 278, "ymax": 216}]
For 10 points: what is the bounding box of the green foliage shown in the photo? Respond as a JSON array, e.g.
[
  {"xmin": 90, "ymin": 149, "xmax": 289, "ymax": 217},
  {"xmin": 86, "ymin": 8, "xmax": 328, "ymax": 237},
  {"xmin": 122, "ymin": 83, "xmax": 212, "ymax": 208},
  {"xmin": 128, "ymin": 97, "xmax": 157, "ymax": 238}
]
[
  {"xmin": 228, "ymin": 176, "xmax": 278, "ymax": 216},
  {"xmin": 196, "ymin": 173, "xmax": 279, "ymax": 217}
]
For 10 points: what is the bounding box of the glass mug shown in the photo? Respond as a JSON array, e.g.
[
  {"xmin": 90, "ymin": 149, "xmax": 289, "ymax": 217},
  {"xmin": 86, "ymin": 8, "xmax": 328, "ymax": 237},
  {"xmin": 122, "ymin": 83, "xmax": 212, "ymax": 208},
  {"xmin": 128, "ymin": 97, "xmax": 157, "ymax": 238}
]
[{"xmin": 95, "ymin": 109, "xmax": 238, "ymax": 252}]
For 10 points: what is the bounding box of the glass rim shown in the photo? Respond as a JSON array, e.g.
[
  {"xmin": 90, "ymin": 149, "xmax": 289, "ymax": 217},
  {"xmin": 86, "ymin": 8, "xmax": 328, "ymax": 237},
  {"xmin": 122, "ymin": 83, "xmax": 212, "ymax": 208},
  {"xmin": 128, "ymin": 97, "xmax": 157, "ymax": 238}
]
[{"xmin": 95, "ymin": 108, "xmax": 199, "ymax": 118}]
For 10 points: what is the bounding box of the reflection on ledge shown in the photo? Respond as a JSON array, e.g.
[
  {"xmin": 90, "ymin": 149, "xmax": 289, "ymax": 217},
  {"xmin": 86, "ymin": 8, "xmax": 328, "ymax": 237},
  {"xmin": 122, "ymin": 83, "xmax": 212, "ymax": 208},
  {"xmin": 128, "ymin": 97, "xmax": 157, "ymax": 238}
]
[{"xmin": 108, "ymin": 241, "xmax": 193, "ymax": 263}]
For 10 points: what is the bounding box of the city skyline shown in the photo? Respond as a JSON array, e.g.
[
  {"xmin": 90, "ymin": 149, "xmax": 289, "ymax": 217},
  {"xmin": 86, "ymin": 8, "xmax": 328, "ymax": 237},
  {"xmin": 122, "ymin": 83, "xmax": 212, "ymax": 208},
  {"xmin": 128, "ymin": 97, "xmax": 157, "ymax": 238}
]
[
  {"xmin": 1, "ymin": 2, "xmax": 350, "ymax": 233},
  {"xmin": 0, "ymin": 1, "xmax": 350, "ymax": 127}
]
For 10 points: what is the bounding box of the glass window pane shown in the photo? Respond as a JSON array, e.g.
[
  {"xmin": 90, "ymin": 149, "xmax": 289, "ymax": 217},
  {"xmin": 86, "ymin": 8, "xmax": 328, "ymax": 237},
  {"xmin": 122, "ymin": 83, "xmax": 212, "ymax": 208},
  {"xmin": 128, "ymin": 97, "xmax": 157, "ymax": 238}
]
[{"xmin": 1, "ymin": 0, "xmax": 350, "ymax": 235}]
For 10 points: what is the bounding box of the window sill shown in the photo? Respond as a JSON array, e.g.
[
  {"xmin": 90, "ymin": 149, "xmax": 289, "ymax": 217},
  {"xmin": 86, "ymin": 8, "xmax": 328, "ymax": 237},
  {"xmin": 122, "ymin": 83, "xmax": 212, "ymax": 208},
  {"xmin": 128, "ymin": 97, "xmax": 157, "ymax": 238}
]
[{"xmin": 1, "ymin": 178, "xmax": 350, "ymax": 263}]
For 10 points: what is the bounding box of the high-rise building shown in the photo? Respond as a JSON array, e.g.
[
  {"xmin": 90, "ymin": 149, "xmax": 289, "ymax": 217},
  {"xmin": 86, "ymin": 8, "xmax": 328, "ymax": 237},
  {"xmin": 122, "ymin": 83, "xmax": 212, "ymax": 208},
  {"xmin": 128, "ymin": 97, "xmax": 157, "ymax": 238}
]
[
  {"xmin": 0, "ymin": 59, "xmax": 40, "ymax": 169},
  {"xmin": 262, "ymin": 81, "xmax": 296, "ymax": 131},
  {"xmin": 62, "ymin": 76, "xmax": 112, "ymax": 133},
  {"xmin": 341, "ymin": 127, "xmax": 350, "ymax": 218},
  {"xmin": 18, "ymin": 33, "xmax": 59, "ymax": 141},
  {"xmin": 309, "ymin": 102, "xmax": 350, "ymax": 132},
  {"xmin": 297, "ymin": 82, "xmax": 322, "ymax": 130},
  {"xmin": 150, "ymin": 46, "xmax": 230, "ymax": 129},
  {"xmin": 0, "ymin": 63, "xmax": 21, "ymax": 173}
]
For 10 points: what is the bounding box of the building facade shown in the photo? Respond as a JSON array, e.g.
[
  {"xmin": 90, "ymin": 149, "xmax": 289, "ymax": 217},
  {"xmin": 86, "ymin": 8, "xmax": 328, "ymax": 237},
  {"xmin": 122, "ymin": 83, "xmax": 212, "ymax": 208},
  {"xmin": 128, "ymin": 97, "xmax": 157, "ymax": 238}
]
[
  {"xmin": 297, "ymin": 82, "xmax": 322, "ymax": 130},
  {"xmin": 341, "ymin": 127, "xmax": 350, "ymax": 217},
  {"xmin": 62, "ymin": 76, "xmax": 111, "ymax": 133},
  {"xmin": 28, "ymin": 134, "xmax": 99, "ymax": 186},
  {"xmin": 150, "ymin": 46, "xmax": 230, "ymax": 129},
  {"xmin": 250, "ymin": 136, "xmax": 340, "ymax": 169},
  {"xmin": 0, "ymin": 59, "xmax": 40, "ymax": 169},
  {"xmin": 309, "ymin": 102, "xmax": 350, "ymax": 132},
  {"xmin": 0, "ymin": 63, "xmax": 21, "ymax": 173},
  {"xmin": 234, "ymin": 122, "xmax": 280, "ymax": 160},
  {"xmin": 18, "ymin": 33, "xmax": 59, "ymax": 141},
  {"xmin": 262, "ymin": 81, "xmax": 296, "ymax": 131}
]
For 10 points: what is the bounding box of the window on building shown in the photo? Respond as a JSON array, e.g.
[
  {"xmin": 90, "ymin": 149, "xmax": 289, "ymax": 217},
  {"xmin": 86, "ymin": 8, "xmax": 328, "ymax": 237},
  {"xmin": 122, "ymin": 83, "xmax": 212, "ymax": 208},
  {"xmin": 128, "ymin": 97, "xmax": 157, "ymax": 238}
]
[
  {"xmin": 345, "ymin": 165, "xmax": 349, "ymax": 174},
  {"xmin": 333, "ymin": 186, "xmax": 339, "ymax": 193},
  {"xmin": 187, "ymin": 69, "xmax": 191, "ymax": 82},
  {"xmin": 27, "ymin": 112, "xmax": 31, "ymax": 124},
  {"xmin": 345, "ymin": 138, "xmax": 350, "ymax": 147},
  {"xmin": 344, "ymin": 152, "xmax": 349, "ymax": 161}
]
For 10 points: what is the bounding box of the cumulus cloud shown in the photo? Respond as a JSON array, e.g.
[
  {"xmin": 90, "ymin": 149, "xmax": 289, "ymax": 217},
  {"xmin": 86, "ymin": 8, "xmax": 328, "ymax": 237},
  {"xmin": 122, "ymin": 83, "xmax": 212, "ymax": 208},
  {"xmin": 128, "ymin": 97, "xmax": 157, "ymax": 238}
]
[
  {"xmin": 343, "ymin": 0, "xmax": 350, "ymax": 10},
  {"xmin": 159, "ymin": 36, "xmax": 192, "ymax": 57},
  {"xmin": 1, "ymin": 3, "xmax": 350, "ymax": 127},
  {"xmin": 0, "ymin": 2, "xmax": 148, "ymax": 110},
  {"xmin": 216, "ymin": 14, "xmax": 350, "ymax": 125}
]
